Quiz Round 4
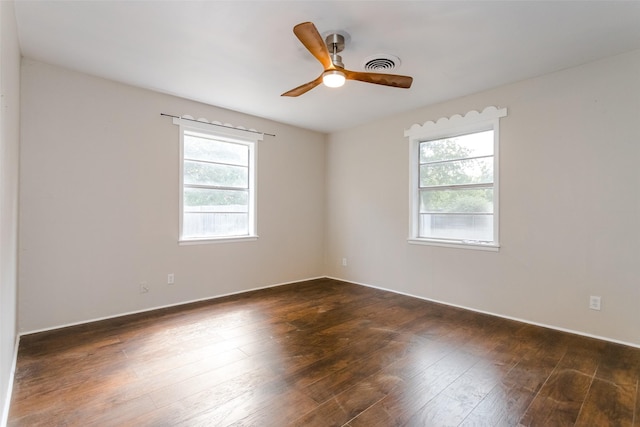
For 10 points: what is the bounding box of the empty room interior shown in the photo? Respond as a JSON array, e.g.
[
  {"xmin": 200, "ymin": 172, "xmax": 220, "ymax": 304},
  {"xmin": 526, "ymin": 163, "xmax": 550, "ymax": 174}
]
[{"xmin": 1, "ymin": 1, "xmax": 640, "ymax": 426}]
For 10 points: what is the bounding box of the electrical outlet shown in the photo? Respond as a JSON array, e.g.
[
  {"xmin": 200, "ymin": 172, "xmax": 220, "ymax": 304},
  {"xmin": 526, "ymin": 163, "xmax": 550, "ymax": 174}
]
[
  {"xmin": 589, "ymin": 295, "xmax": 601, "ymax": 311},
  {"xmin": 168, "ymin": 273, "xmax": 174, "ymax": 285},
  {"xmin": 140, "ymin": 282, "xmax": 149, "ymax": 294},
  {"xmin": 342, "ymin": 258, "xmax": 347, "ymax": 267}
]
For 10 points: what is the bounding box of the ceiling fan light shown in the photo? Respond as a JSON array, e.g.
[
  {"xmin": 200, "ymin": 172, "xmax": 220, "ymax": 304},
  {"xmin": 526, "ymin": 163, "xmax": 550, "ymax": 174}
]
[{"xmin": 322, "ymin": 70, "xmax": 346, "ymax": 88}]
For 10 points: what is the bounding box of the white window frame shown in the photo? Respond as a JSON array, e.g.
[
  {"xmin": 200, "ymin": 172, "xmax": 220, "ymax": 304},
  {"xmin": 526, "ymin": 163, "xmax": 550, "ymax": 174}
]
[
  {"xmin": 405, "ymin": 106, "xmax": 507, "ymax": 251},
  {"xmin": 174, "ymin": 117, "xmax": 261, "ymax": 244}
]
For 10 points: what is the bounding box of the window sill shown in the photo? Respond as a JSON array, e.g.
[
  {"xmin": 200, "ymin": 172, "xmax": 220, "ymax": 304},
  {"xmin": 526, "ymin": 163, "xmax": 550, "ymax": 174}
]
[
  {"xmin": 408, "ymin": 238, "xmax": 499, "ymax": 252},
  {"xmin": 179, "ymin": 235, "xmax": 258, "ymax": 245}
]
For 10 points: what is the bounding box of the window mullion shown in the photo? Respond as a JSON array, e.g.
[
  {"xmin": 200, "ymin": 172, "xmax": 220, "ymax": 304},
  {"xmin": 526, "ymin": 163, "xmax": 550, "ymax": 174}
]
[
  {"xmin": 420, "ymin": 153, "xmax": 493, "ymax": 166},
  {"xmin": 419, "ymin": 182, "xmax": 493, "ymax": 191},
  {"xmin": 420, "ymin": 212, "xmax": 493, "ymax": 215},
  {"xmin": 184, "ymin": 184, "xmax": 248, "ymax": 191},
  {"xmin": 184, "ymin": 157, "xmax": 248, "ymax": 168}
]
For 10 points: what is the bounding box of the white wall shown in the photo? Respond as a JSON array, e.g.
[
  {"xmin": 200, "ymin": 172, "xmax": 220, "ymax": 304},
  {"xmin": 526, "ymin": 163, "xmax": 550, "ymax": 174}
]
[
  {"xmin": 326, "ymin": 50, "xmax": 640, "ymax": 347},
  {"xmin": 18, "ymin": 59, "xmax": 326, "ymax": 333},
  {"xmin": 0, "ymin": 0, "xmax": 21, "ymax": 422}
]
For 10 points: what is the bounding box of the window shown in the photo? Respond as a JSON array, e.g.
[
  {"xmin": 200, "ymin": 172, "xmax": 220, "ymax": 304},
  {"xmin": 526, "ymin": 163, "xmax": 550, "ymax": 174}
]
[
  {"xmin": 406, "ymin": 106, "xmax": 507, "ymax": 250},
  {"xmin": 174, "ymin": 117, "xmax": 261, "ymax": 243}
]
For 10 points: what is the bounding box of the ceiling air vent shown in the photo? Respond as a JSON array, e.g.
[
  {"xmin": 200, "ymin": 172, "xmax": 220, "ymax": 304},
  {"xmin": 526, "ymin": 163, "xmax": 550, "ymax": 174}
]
[{"xmin": 363, "ymin": 54, "xmax": 401, "ymax": 72}]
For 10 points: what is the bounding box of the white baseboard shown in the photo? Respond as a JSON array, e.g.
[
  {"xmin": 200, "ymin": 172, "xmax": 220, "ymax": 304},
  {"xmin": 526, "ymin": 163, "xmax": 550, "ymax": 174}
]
[
  {"xmin": 1, "ymin": 335, "xmax": 20, "ymax": 427},
  {"xmin": 20, "ymin": 276, "xmax": 326, "ymax": 337},
  {"xmin": 19, "ymin": 274, "xmax": 639, "ymax": 347},
  {"xmin": 326, "ymin": 276, "xmax": 640, "ymax": 350}
]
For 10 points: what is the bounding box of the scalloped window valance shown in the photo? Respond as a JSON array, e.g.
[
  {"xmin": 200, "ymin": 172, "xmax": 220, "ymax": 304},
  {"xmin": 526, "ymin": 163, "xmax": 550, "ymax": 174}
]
[{"xmin": 404, "ymin": 106, "xmax": 507, "ymax": 141}]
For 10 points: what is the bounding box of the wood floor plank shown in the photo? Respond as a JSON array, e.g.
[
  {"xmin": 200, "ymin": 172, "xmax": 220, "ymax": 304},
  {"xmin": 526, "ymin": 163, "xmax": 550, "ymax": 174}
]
[
  {"xmin": 349, "ymin": 348, "xmax": 480, "ymax": 426},
  {"xmin": 520, "ymin": 368, "xmax": 594, "ymax": 426},
  {"xmin": 575, "ymin": 378, "xmax": 635, "ymax": 426},
  {"xmin": 596, "ymin": 342, "xmax": 640, "ymax": 387},
  {"xmin": 173, "ymin": 378, "xmax": 318, "ymax": 427},
  {"xmin": 291, "ymin": 372, "xmax": 404, "ymax": 427},
  {"xmin": 441, "ymin": 357, "xmax": 518, "ymax": 409},
  {"xmin": 502, "ymin": 344, "xmax": 566, "ymax": 394},
  {"xmin": 459, "ymin": 381, "xmax": 537, "ymax": 427},
  {"xmin": 8, "ymin": 278, "xmax": 640, "ymax": 426},
  {"xmin": 126, "ymin": 343, "xmax": 247, "ymax": 379},
  {"xmin": 8, "ymin": 393, "xmax": 157, "ymax": 427},
  {"xmin": 405, "ymin": 392, "xmax": 478, "ymax": 426},
  {"xmin": 147, "ymin": 353, "xmax": 279, "ymax": 408},
  {"xmin": 634, "ymin": 380, "xmax": 640, "ymax": 427},
  {"xmin": 302, "ymin": 338, "xmax": 408, "ymax": 404}
]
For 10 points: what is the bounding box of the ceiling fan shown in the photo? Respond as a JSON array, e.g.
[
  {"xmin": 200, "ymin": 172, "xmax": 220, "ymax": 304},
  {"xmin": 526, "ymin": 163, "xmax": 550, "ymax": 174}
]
[{"xmin": 282, "ymin": 22, "xmax": 413, "ymax": 97}]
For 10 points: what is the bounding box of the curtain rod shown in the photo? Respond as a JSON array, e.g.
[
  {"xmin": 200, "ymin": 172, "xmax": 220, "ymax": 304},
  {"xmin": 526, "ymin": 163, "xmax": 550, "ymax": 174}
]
[{"xmin": 161, "ymin": 113, "xmax": 275, "ymax": 137}]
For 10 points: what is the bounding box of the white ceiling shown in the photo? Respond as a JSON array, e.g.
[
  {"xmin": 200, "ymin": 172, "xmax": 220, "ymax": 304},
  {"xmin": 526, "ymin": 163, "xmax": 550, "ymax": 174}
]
[{"xmin": 13, "ymin": 1, "xmax": 640, "ymax": 134}]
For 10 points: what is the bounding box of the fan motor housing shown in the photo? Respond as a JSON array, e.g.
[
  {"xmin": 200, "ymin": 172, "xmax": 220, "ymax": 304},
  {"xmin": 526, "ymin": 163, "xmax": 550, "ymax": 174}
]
[
  {"xmin": 325, "ymin": 33, "xmax": 345, "ymax": 53},
  {"xmin": 325, "ymin": 33, "xmax": 345, "ymax": 68}
]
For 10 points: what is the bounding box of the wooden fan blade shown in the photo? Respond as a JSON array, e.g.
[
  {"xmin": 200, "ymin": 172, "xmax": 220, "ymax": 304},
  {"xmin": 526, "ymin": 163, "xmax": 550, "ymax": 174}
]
[
  {"xmin": 293, "ymin": 22, "xmax": 333, "ymax": 70},
  {"xmin": 281, "ymin": 75, "xmax": 324, "ymax": 97},
  {"xmin": 344, "ymin": 70, "xmax": 413, "ymax": 89}
]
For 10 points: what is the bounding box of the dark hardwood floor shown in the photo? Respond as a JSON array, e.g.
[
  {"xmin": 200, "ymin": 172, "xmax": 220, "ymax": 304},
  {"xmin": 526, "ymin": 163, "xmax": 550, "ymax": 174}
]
[{"xmin": 8, "ymin": 278, "xmax": 640, "ymax": 426}]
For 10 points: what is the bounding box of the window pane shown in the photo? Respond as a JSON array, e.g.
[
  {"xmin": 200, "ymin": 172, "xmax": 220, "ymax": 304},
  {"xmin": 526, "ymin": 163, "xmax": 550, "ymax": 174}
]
[
  {"xmin": 420, "ymin": 130, "xmax": 493, "ymax": 163},
  {"xmin": 183, "ymin": 212, "xmax": 248, "ymax": 237},
  {"xmin": 420, "ymin": 188, "xmax": 493, "ymax": 213},
  {"xmin": 184, "ymin": 188, "xmax": 248, "ymax": 212},
  {"xmin": 420, "ymin": 157, "xmax": 493, "ymax": 187},
  {"xmin": 184, "ymin": 133, "xmax": 248, "ymax": 166},
  {"xmin": 420, "ymin": 213, "xmax": 493, "ymax": 241},
  {"xmin": 184, "ymin": 161, "xmax": 248, "ymax": 188}
]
